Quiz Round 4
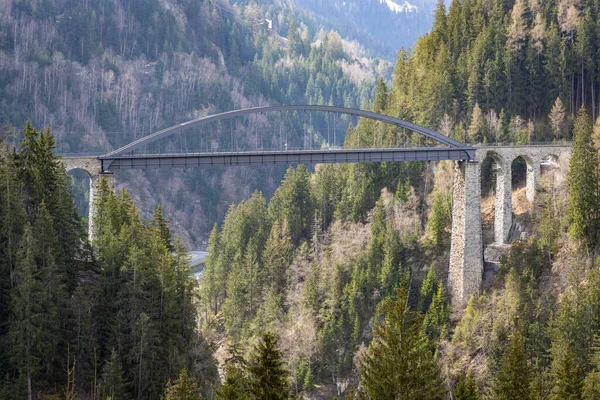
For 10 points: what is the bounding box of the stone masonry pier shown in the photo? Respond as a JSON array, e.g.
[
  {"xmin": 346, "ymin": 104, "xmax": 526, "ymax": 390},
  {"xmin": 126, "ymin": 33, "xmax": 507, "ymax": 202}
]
[
  {"xmin": 449, "ymin": 145, "xmax": 572, "ymax": 306},
  {"xmin": 61, "ymin": 157, "xmax": 114, "ymax": 240}
]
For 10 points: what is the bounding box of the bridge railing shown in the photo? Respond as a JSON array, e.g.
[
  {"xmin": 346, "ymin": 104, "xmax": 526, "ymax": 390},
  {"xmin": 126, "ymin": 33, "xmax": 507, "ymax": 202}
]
[
  {"xmin": 475, "ymin": 140, "xmax": 572, "ymax": 147},
  {"xmin": 59, "ymin": 153, "xmax": 106, "ymax": 158}
]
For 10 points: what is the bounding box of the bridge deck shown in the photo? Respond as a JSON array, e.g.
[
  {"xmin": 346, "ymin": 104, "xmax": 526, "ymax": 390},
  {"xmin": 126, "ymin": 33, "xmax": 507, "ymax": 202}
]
[{"xmin": 99, "ymin": 147, "xmax": 476, "ymax": 171}]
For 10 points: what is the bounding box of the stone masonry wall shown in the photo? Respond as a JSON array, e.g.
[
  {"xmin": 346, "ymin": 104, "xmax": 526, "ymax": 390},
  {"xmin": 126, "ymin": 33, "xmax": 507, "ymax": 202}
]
[
  {"xmin": 61, "ymin": 157, "xmax": 114, "ymax": 240},
  {"xmin": 449, "ymin": 161, "xmax": 483, "ymax": 306},
  {"xmin": 449, "ymin": 145, "xmax": 571, "ymax": 308}
]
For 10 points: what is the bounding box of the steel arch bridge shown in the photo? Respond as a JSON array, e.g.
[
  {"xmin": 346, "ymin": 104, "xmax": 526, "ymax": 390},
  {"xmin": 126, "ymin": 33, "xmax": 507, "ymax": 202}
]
[{"xmin": 98, "ymin": 105, "xmax": 475, "ymax": 172}]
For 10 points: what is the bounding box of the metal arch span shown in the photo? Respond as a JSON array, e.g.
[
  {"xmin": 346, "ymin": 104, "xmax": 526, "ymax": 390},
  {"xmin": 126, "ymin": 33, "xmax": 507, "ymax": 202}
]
[{"xmin": 101, "ymin": 105, "xmax": 469, "ymax": 159}]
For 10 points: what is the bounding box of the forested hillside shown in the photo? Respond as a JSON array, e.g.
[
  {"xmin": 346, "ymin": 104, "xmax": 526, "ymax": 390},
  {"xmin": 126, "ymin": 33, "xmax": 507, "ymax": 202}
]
[
  {"xmin": 7, "ymin": 0, "xmax": 600, "ymax": 397},
  {"xmin": 198, "ymin": 0, "xmax": 600, "ymax": 398},
  {"xmin": 294, "ymin": 0, "xmax": 438, "ymax": 59},
  {"xmin": 0, "ymin": 0, "xmax": 383, "ymax": 244},
  {"xmin": 388, "ymin": 0, "xmax": 600, "ymax": 143},
  {"xmin": 0, "ymin": 124, "xmax": 218, "ymax": 399}
]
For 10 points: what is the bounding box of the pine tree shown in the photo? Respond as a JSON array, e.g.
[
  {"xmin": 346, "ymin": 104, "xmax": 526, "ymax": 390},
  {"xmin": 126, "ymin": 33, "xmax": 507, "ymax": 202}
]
[
  {"xmin": 567, "ymin": 107, "xmax": 599, "ymax": 247},
  {"xmin": 216, "ymin": 362, "xmax": 249, "ymax": 400},
  {"xmin": 592, "ymin": 116, "xmax": 600, "ymax": 152},
  {"xmin": 287, "ymin": 20, "xmax": 304, "ymax": 57},
  {"xmin": 223, "ymin": 252, "xmax": 248, "ymax": 337},
  {"xmin": 423, "ymin": 284, "xmax": 450, "ymax": 342},
  {"xmin": 583, "ymin": 335, "xmax": 600, "ymax": 399},
  {"xmin": 395, "ymin": 177, "xmax": 410, "ymax": 202},
  {"xmin": 551, "ymin": 348, "xmax": 583, "ymax": 400},
  {"xmin": 431, "ymin": 0, "xmax": 447, "ymax": 44},
  {"xmin": 360, "ymin": 286, "xmax": 445, "ymax": 400},
  {"xmin": 130, "ymin": 312, "xmax": 161, "ymax": 399},
  {"xmin": 468, "ymin": 103, "xmax": 483, "ymax": 143},
  {"xmin": 379, "ymin": 228, "xmax": 402, "ymax": 297},
  {"xmin": 583, "ymin": 373, "xmax": 600, "ymax": 400},
  {"xmin": 418, "ymin": 266, "xmax": 439, "ymax": 313},
  {"xmin": 373, "ymin": 79, "xmax": 388, "ymax": 114},
  {"xmin": 0, "ymin": 150, "xmax": 25, "ymax": 285},
  {"xmin": 101, "ymin": 349, "xmax": 130, "ymax": 400},
  {"xmin": 262, "ymin": 221, "xmax": 293, "ymax": 294},
  {"xmin": 268, "ymin": 165, "xmax": 314, "ymax": 243},
  {"xmin": 247, "ymin": 332, "xmax": 289, "ymax": 400},
  {"xmin": 162, "ymin": 368, "xmax": 200, "ymax": 400},
  {"xmin": 428, "ymin": 192, "xmax": 451, "ymax": 247},
  {"xmin": 201, "ymin": 223, "xmax": 221, "ymax": 317},
  {"xmin": 454, "ymin": 372, "xmax": 479, "ymax": 400},
  {"xmin": 152, "ymin": 206, "xmax": 173, "ymax": 252},
  {"xmin": 303, "ymin": 366, "xmax": 314, "ymax": 392},
  {"xmin": 368, "ymin": 199, "xmax": 387, "ymax": 267},
  {"xmin": 494, "ymin": 330, "xmax": 531, "ymax": 400},
  {"xmin": 0, "ymin": 151, "xmax": 25, "ymax": 371},
  {"xmin": 9, "ymin": 224, "xmax": 55, "ymax": 400}
]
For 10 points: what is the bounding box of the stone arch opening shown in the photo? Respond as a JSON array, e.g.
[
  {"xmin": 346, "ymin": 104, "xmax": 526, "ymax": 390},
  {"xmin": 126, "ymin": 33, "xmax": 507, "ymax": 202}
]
[
  {"xmin": 480, "ymin": 151, "xmax": 510, "ymax": 245},
  {"xmin": 511, "ymin": 155, "xmax": 528, "ymax": 189},
  {"xmin": 511, "ymin": 155, "xmax": 534, "ymax": 206},
  {"xmin": 66, "ymin": 168, "xmax": 93, "ymax": 225},
  {"xmin": 540, "ymin": 154, "xmax": 560, "ymax": 178},
  {"xmin": 61, "ymin": 157, "xmax": 111, "ymax": 240},
  {"xmin": 510, "ymin": 155, "xmax": 534, "ymax": 241},
  {"xmin": 539, "ymin": 153, "xmax": 561, "ymax": 197}
]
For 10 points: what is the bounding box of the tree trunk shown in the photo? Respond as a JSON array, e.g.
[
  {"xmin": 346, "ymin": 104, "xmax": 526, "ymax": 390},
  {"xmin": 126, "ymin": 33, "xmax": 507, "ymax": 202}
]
[
  {"xmin": 572, "ymin": 74, "xmax": 575, "ymax": 115},
  {"xmin": 592, "ymin": 79, "xmax": 596, "ymax": 122},
  {"xmin": 27, "ymin": 373, "xmax": 32, "ymax": 400},
  {"xmin": 138, "ymin": 330, "xmax": 144, "ymax": 400},
  {"xmin": 582, "ymin": 62, "xmax": 585, "ymax": 109}
]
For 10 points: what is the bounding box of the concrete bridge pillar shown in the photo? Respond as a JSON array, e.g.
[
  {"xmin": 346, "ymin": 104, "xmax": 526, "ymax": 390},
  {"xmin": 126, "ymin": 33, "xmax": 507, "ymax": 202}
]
[
  {"xmin": 449, "ymin": 160, "xmax": 483, "ymax": 306},
  {"xmin": 494, "ymin": 158, "xmax": 512, "ymax": 244},
  {"xmin": 61, "ymin": 157, "xmax": 114, "ymax": 241},
  {"xmin": 526, "ymin": 159, "xmax": 541, "ymax": 203}
]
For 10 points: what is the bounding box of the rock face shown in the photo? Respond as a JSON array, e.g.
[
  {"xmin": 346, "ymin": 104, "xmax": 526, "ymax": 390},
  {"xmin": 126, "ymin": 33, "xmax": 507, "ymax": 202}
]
[
  {"xmin": 484, "ymin": 243, "xmax": 512, "ymax": 264},
  {"xmin": 448, "ymin": 145, "xmax": 571, "ymax": 307},
  {"xmin": 61, "ymin": 157, "xmax": 114, "ymax": 240}
]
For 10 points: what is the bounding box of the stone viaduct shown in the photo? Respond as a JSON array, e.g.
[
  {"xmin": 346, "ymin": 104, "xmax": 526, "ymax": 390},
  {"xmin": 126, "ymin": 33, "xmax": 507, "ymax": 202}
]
[
  {"xmin": 61, "ymin": 144, "xmax": 572, "ymax": 306},
  {"xmin": 64, "ymin": 144, "xmax": 572, "ymax": 306},
  {"xmin": 449, "ymin": 145, "xmax": 572, "ymax": 305}
]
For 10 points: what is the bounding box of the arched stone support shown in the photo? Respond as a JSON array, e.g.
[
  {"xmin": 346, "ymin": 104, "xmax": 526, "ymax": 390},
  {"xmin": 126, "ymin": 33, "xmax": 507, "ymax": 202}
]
[
  {"xmin": 494, "ymin": 157, "xmax": 512, "ymax": 244},
  {"xmin": 449, "ymin": 160, "xmax": 483, "ymax": 306},
  {"xmin": 61, "ymin": 157, "xmax": 114, "ymax": 241},
  {"xmin": 449, "ymin": 145, "xmax": 572, "ymax": 308},
  {"xmin": 526, "ymin": 159, "xmax": 541, "ymax": 203}
]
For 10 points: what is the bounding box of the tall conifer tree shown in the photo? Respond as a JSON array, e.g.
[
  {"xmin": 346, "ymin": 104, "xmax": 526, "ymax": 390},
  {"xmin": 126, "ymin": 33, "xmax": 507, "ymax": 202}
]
[
  {"xmin": 248, "ymin": 332, "xmax": 289, "ymax": 400},
  {"xmin": 567, "ymin": 107, "xmax": 599, "ymax": 247},
  {"xmin": 360, "ymin": 286, "xmax": 445, "ymax": 399},
  {"xmin": 494, "ymin": 330, "xmax": 531, "ymax": 400}
]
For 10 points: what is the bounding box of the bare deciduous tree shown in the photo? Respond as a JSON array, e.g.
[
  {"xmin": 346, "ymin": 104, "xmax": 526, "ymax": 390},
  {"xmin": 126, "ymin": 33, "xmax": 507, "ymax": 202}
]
[
  {"xmin": 550, "ymin": 97, "xmax": 566, "ymax": 139},
  {"xmin": 508, "ymin": 0, "xmax": 528, "ymax": 54},
  {"xmin": 439, "ymin": 113, "xmax": 454, "ymax": 137}
]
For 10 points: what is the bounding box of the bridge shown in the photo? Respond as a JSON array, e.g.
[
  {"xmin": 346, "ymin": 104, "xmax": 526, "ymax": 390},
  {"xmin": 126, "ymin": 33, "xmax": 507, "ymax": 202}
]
[
  {"xmin": 61, "ymin": 105, "xmax": 572, "ymax": 307},
  {"xmin": 98, "ymin": 105, "xmax": 474, "ymax": 171}
]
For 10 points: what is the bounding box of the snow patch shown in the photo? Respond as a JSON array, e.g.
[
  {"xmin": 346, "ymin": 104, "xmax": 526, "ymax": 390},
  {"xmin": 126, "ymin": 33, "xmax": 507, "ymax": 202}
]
[{"xmin": 379, "ymin": 0, "xmax": 418, "ymax": 13}]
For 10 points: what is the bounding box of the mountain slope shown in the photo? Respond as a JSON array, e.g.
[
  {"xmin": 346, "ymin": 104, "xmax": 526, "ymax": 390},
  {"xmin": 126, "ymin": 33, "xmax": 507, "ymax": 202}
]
[
  {"xmin": 198, "ymin": 0, "xmax": 600, "ymax": 397},
  {"xmin": 293, "ymin": 0, "xmax": 438, "ymax": 58},
  {"xmin": 0, "ymin": 0, "xmax": 384, "ymax": 244}
]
